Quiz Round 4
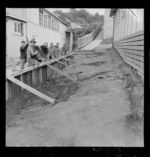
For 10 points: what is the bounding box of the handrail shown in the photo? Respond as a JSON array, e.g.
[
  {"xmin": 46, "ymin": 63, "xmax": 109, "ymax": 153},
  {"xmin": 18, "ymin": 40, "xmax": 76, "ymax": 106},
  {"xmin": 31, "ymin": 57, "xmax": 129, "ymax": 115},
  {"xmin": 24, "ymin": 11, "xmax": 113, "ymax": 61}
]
[{"xmin": 77, "ymin": 23, "xmax": 103, "ymax": 49}]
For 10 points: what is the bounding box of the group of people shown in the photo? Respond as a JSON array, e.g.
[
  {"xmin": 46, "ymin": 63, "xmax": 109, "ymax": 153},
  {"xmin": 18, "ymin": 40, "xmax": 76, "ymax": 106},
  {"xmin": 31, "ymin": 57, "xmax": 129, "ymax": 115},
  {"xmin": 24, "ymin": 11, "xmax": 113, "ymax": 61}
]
[{"xmin": 20, "ymin": 38, "xmax": 68, "ymax": 70}]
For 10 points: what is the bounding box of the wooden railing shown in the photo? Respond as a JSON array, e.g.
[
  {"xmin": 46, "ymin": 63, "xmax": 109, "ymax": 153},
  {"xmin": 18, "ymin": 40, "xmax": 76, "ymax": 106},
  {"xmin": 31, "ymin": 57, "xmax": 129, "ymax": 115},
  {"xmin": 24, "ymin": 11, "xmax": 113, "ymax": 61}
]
[
  {"xmin": 77, "ymin": 23, "xmax": 103, "ymax": 49},
  {"xmin": 6, "ymin": 53, "xmax": 74, "ymax": 101},
  {"xmin": 114, "ymin": 30, "xmax": 144, "ymax": 79}
]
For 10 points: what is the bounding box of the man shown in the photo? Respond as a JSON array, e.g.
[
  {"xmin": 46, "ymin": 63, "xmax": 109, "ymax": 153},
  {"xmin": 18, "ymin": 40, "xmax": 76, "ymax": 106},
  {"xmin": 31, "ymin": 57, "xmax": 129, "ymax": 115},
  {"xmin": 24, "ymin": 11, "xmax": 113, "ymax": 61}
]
[
  {"xmin": 61, "ymin": 44, "xmax": 67, "ymax": 56},
  {"xmin": 48, "ymin": 42, "xmax": 54, "ymax": 59},
  {"xmin": 53, "ymin": 43, "xmax": 61, "ymax": 58},
  {"xmin": 40, "ymin": 42, "xmax": 49, "ymax": 60},
  {"xmin": 20, "ymin": 38, "xmax": 29, "ymax": 70},
  {"xmin": 27, "ymin": 39, "xmax": 42, "ymax": 66}
]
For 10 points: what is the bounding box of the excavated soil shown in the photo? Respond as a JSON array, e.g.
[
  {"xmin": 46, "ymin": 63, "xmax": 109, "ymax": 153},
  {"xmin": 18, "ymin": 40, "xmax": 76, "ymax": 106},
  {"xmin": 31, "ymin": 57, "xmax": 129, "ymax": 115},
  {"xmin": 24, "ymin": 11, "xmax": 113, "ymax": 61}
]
[{"xmin": 6, "ymin": 45, "xmax": 143, "ymax": 147}]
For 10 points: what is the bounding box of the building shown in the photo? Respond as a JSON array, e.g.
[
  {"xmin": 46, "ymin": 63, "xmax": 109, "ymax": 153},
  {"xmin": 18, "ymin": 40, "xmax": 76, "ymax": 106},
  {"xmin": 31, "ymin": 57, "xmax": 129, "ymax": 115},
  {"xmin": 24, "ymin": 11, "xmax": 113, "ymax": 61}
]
[
  {"xmin": 103, "ymin": 9, "xmax": 113, "ymax": 39},
  {"xmin": 110, "ymin": 9, "xmax": 144, "ymax": 78},
  {"xmin": 6, "ymin": 8, "xmax": 73, "ymax": 62}
]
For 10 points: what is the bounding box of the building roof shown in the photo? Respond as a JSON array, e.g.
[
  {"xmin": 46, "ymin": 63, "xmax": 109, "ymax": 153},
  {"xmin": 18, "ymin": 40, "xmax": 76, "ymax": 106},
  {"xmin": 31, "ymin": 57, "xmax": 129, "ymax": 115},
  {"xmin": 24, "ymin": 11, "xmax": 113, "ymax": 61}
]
[
  {"xmin": 109, "ymin": 9, "xmax": 118, "ymax": 17},
  {"xmin": 44, "ymin": 9, "xmax": 69, "ymax": 26},
  {"xmin": 6, "ymin": 13, "xmax": 27, "ymax": 22}
]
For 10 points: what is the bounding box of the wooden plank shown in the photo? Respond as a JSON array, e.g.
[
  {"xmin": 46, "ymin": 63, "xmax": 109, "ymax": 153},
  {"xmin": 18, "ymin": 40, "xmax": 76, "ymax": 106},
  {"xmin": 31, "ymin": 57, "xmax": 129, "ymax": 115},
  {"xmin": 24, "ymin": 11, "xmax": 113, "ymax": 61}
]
[
  {"xmin": 56, "ymin": 60, "xmax": 78, "ymax": 72},
  {"xmin": 114, "ymin": 45, "xmax": 144, "ymax": 51},
  {"xmin": 20, "ymin": 74, "xmax": 24, "ymax": 91},
  {"xmin": 121, "ymin": 55, "xmax": 144, "ymax": 69},
  {"xmin": 47, "ymin": 65, "xmax": 50, "ymax": 79},
  {"xmin": 115, "ymin": 47, "xmax": 144, "ymax": 57},
  {"xmin": 122, "ymin": 57, "xmax": 144, "ymax": 74},
  {"xmin": 27, "ymin": 71, "xmax": 32, "ymax": 86},
  {"xmin": 117, "ymin": 50, "xmax": 144, "ymax": 62},
  {"xmin": 7, "ymin": 75, "xmax": 55, "ymax": 104},
  {"xmin": 114, "ymin": 30, "xmax": 144, "ymax": 43},
  {"xmin": 15, "ymin": 75, "xmax": 22, "ymax": 95},
  {"xmin": 114, "ymin": 40, "xmax": 144, "ymax": 46},
  {"xmin": 10, "ymin": 54, "xmax": 74, "ymax": 77},
  {"xmin": 39, "ymin": 67, "xmax": 43, "ymax": 83},
  {"xmin": 32, "ymin": 69, "xmax": 38, "ymax": 86},
  {"xmin": 42, "ymin": 66, "xmax": 47, "ymax": 82},
  {"xmin": 47, "ymin": 64, "xmax": 76, "ymax": 82},
  {"xmin": 63, "ymin": 58, "xmax": 81, "ymax": 63},
  {"xmin": 114, "ymin": 35, "xmax": 144, "ymax": 44}
]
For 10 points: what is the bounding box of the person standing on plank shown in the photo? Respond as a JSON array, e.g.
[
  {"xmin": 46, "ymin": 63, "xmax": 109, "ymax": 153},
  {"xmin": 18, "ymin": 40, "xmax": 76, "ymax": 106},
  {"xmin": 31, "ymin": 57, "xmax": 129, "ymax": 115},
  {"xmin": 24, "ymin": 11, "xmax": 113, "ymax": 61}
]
[
  {"xmin": 53, "ymin": 43, "xmax": 61, "ymax": 58},
  {"xmin": 61, "ymin": 44, "xmax": 67, "ymax": 56},
  {"xmin": 27, "ymin": 39, "xmax": 42, "ymax": 66},
  {"xmin": 48, "ymin": 42, "xmax": 54, "ymax": 60},
  {"xmin": 40, "ymin": 42, "xmax": 49, "ymax": 61},
  {"xmin": 20, "ymin": 37, "xmax": 29, "ymax": 70}
]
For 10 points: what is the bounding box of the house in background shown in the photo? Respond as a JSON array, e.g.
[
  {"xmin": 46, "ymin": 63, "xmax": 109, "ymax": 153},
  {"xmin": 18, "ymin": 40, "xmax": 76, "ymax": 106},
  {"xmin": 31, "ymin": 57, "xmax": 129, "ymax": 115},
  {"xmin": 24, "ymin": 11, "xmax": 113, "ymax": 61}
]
[
  {"xmin": 6, "ymin": 8, "xmax": 73, "ymax": 64},
  {"xmin": 103, "ymin": 9, "xmax": 113, "ymax": 39},
  {"xmin": 110, "ymin": 8, "xmax": 144, "ymax": 79}
]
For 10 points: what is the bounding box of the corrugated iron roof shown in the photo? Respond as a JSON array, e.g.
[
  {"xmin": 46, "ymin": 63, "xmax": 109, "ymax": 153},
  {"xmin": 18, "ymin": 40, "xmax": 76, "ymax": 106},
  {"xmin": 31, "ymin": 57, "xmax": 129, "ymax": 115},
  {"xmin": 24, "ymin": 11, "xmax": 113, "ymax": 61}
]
[{"xmin": 109, "ymin": 9, "xmax": 117, "ymax": 17}]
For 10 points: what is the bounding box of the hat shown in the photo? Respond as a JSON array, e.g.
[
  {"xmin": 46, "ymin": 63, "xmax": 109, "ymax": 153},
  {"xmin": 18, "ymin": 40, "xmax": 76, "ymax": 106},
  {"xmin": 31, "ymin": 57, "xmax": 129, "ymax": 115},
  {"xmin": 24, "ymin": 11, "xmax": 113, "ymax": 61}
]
[{"xmin": 30, "ymin": 39, "xmax": 36, "ymax": 43}]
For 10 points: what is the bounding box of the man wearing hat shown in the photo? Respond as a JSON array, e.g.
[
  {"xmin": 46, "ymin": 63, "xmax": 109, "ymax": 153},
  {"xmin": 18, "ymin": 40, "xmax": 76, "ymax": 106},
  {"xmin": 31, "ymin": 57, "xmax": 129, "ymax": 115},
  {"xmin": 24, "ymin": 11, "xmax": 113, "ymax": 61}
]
[
  {"xmin": 27, "ymin": 39, "xmax": 42, "ymax": 66},
  {"xmin": 20, "ymin": 37, "xmax": 29, "ymax": 70}
]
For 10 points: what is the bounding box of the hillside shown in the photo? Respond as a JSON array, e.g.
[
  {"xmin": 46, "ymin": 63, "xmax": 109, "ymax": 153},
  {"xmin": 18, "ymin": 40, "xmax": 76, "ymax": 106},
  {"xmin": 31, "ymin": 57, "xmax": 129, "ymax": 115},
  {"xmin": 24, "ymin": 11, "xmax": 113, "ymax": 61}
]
[{"xmin": 54, "ymin": 9, "xmax": 104, "ymax": 26}]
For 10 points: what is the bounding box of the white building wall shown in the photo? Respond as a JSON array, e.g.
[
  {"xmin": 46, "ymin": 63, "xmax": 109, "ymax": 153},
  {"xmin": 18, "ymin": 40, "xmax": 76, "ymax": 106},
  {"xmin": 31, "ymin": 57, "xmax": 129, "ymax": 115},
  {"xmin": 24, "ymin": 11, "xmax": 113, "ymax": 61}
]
[
  {"xmin": 6, "ymin": 8, "xmax": 68, "ymax": 59},
  {"xmin": 103, "ymin": 9, "xmax": 113, "ymax": 39},
  {"xmin": 114, "ymin": 9, "xmax": 144, "ymax": 41},
  {"xmin": 26, "ymin": 8, "xmax": 67, "ymax": 47},
  {"xmin": 6, "ymin": 18, "xmax": 27, "ymax": 58}
]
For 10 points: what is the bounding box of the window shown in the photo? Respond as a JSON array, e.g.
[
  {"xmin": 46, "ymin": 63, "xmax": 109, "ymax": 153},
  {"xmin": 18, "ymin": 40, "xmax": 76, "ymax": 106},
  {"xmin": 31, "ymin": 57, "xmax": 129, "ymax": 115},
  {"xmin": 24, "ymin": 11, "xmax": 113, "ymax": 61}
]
[
  {"xmin": 52, "ymin": 16, "xmax": 55, "ymax": 30},
  {"xmin": 39, "ymin": 9, "xmax": 43, "ymax": 26},
  {"xmin": 48, "ymin": 14, "xmax": 51, "ymax": 29},
  {"xmin": 44, "ymin": 13, "xmax": 47, "ymax": 27},
  {"xmin": 14, "ymin": 21, "xmax": 24, "ymax": 35}
]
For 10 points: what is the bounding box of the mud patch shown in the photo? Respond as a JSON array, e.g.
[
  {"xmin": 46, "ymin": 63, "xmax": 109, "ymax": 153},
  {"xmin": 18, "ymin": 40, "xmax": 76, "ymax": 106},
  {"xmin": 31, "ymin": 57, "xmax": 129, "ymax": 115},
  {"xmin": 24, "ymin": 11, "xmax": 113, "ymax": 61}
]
[
  {"xmin": 85, "ymin": 52, "xmax": 105, "ymax": 58},
  {"xmin": 81, "ymin": 61, "xmax": 106, "ymax": 66}
]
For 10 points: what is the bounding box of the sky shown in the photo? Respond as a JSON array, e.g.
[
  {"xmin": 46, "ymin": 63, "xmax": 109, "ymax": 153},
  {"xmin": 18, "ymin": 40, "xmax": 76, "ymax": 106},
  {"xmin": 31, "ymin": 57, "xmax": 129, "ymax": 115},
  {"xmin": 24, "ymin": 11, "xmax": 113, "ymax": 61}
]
[{"xmin": 47, "ymin": 8, "xmax": 105, "ymax": 15}]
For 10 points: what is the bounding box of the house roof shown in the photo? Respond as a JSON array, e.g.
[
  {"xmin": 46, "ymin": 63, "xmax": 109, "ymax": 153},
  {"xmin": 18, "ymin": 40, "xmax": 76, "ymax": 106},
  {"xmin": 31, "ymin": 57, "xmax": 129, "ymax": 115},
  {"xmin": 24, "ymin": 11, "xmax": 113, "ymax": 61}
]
[
  {"xmin": 44, "ymin": 9, "xmax": 69, "ymax": 26},
  {"xmin": 109, "ymin": 9, "xmax": 118, "ymax": 17}
]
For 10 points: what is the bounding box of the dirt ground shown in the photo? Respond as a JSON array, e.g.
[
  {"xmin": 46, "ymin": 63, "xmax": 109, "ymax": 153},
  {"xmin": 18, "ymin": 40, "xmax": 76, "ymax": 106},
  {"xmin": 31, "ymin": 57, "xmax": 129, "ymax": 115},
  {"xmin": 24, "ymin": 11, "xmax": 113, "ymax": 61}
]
[{"xmin": 6, "ymin": 44, "xmax": 144, "ymax": 147}]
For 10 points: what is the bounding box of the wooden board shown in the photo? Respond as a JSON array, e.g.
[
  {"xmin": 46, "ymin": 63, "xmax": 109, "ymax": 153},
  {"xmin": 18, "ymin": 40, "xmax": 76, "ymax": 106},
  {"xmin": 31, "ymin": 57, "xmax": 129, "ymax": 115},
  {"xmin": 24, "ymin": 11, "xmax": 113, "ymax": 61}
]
[
  {"xmin": 32, "ymin": 68, "xmax": 38, "ymax": 86},
  {"xmin": 7, "ymin": 75, "xmax": 55, "ymax": 104},
  {"xmin": 42, "ymin": 66, "xmax": 47, "ymax": 82},
  {"xmin": 56, "ymin": 60, "xmax": 78, "ymax": 72},
  {"xmin": 39, "ymin": 67, "xmax": 43, "ymax": 83},
  {"xmin": 122, "ymin": 57, "xmax": 144, "ymax": 74},
  {"xmin": 115, "ymin": 48, "xmax": 144, "ymax": 57},
  {"xmin": 47, "ymin": 64, "xmax": 76, "ymax": 82},
  {"xmin": 114, "ymin": 40, "xmax": 144, "ymax": 46},
  {"xmin": 114, "ymin": 30, "xmax": 144, "ymax": 43},
  {"xmin": 117, "ymin": 50, "xmax": 144, "ymax": 62},
  {"xmin": 27, "ymin": 71, "xmax": 32, "ymax": 87},
  {"xmin": 15, "ymin": 75, "xmax": 22, "ymax": 95},
  {"xmin": 122, "ymin": 55, "xmax": 144, "ymax": 69},
  {"xmin": 115, "ymin": 45, "xmax": 144, "ymax": 51},
  {"xmin": 114, "ymin": 35, "xmax": 144, "ymax": 44}
]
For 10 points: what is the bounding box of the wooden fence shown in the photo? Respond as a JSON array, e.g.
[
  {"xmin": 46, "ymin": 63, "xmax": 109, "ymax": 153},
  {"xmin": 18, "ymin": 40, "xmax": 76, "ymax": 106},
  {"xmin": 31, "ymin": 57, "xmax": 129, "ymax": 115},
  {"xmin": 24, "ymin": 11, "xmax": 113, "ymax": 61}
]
[
  {"xmin": 77, "ymin": 23, "xmax": 103, "ymax": 49},
  {"xmin": 114, "ymin": 30, "xmax": 144, "ymax": 79},
  {"xmin": 6, "ymin": 54, "xmax": 74, "ymax": 102}
]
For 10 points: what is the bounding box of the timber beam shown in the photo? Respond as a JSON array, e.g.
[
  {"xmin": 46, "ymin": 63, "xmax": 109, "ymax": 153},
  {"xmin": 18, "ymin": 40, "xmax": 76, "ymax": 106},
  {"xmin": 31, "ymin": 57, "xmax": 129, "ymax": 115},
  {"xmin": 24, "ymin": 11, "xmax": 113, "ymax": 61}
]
[
  {"xmin": 7, "ymin": 75, "xmax": 55, "ymax": 104},
  {"xmin": 46, "ymin": 64, "xmax": 76, "ymax": 82}
]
